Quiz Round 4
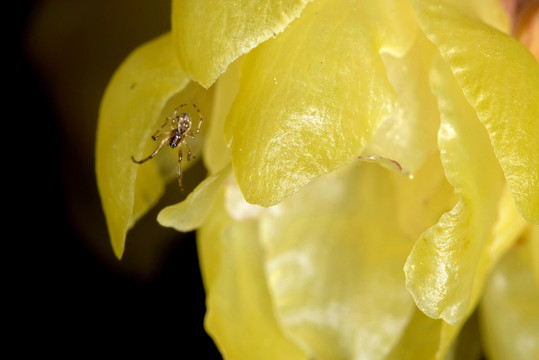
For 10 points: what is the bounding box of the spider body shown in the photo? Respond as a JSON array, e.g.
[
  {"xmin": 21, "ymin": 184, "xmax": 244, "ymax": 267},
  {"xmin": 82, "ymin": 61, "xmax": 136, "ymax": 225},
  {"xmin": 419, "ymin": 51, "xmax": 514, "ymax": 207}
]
[
  {"xmin": 169, "ymin": 131, "xmax": 182, "ymax": 148},
  {"xmin": 131, "ymin": 104, "xmax": 203, "ymax": 190}
]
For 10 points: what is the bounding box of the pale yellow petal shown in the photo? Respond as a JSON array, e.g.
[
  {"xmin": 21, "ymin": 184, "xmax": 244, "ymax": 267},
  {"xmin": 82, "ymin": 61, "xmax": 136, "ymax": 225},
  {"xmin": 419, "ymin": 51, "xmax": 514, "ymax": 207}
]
[
  {"xmin": 225, "ymin": 0, "xmax": 417, "ymax": 206},
  {"xmin": 172, "ymin": 0, "xmax": 312, "ymax": 88},
  {"xmin": 432, "ymin": 184, "xmax": 529, "ymax": 359},
  {"xmin": 258, "ymin": 162, "xmax": 417, "ymax": 359},
  {"xmin": 157, "ymin": 165, "xmax": 232, "ymax": 232},
  {"xmin": 96, "ymin": 33, "xmax": 189, "ymax": 258},
  {"xmin": 386, "ymin": 308, "xmax": 483, "ymax": 360},
  {"xmin": 386, "ymin": 309, "xmax": 444, "ymax": 360},
  {"xmin": 411, "ymin": 0, "xmax": 539, "ymax": 224},
  {"xmin": 479, "ymin": 226, "xmax": 539, "ymax": 360},
  {"xmin": 203, "ymin": 59, "xmax": 240, "ymax": 175},
  {"xmin": 364, "ymin": 31, "xmax": 440, "ymax": 176},
  {"xmin": 198, "ymin": 192, "xmax": 307, "ymax": 360},
  {"xmin": 405, "ymin": 57, "xmax": 505, "ymax": 325},
  {"xmin": 390, "ymin": 152, "xmax": 457, "ymax": 243}
]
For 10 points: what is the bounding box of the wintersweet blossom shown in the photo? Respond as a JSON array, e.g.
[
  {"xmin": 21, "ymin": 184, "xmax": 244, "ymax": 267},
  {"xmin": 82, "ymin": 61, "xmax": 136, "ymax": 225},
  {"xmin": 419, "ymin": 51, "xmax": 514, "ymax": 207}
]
[{"xmin": 96, "ymin": 0, "xmax": 539, "ymax": 359}]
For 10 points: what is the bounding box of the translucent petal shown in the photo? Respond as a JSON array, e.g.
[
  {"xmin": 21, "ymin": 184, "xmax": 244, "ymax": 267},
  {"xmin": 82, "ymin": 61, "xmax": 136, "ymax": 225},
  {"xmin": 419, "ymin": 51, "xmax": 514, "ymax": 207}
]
[
  {"xmin": 157, "ymin": 165, "xmax": 232, "ymax": 231},
  {"xmin": 405, "ymin": 57, "xmax": 505, "ymax": 325},
  {"xmin": 444, "ymin": 312, "xmax": 483, "ymax": 360},
  {"xmin": 390, "ymin": 152, "xmax": 457, "ymax": 242},
  {"xmin": 479, "ymin": 226, "xmax": 539, "ymax": 360},
  {"xmin": 203, "ymin": 59, "xmax": 241, "ymax": 175},
  {"xmin": 391, "ymin": 190, "xmax": 526, "ymax": 358},
  {"xmin": 386, "ymin": 309, "xmax": 444, "ymax": 360},
  {"xmin": 386, "ymin": 308, "xmax": 483, "ymax": 360},
  {"xmin": 411, "ymin": 0, "xmax": 539, "ymax": 224},
  {"xmin": 96, "ymin": 33, "xmax": 190, "ymax": 258},
  {"xmin": 258, "ymin": 162, "xmax": 417, "ymax": 359},
  {"xmin": 225, "ymin": 0, "xmax": 417, "ymax": 206},
  {"xmin": 172, "ymin": 0, "xmax": 312, "ymax": 88},
  {"xmin": 197, "ymin": 192, "xmax": 307, "ymax": 360},
  {"xmin": 434, "ymin": 185, "xmax": 528, "ymax": 358},
  {"xmin": 364, "ymin": 32, "xmax": 440, "ymax": 176}
]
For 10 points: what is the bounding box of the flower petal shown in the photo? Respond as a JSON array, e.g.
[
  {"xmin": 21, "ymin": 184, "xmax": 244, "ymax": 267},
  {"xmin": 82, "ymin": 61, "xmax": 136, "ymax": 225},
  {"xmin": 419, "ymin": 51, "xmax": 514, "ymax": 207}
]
[
  {"xmin": 198, "ymin": 191, "xmax": 307, "ymax": 360},
  {"xmin": 386, "ymin": 308, "xmax": 484, "ymax": 360},
  {"xmin": 386, "ymin": 309, "xmax": 445, "ymax": 359},
  {"xmin": 203, "ymin": 59, "xmax": 241, "ymax": 175},
  {"xmin": 392, "ymin": 188, "xmax": 526, "ymax": 358},
  {"xmin": 405, "ymin": 55, "xmax": 518, "ymax": 325},
  {"xmin": 225, "ymin": 0, "xmax": 417, "ymax": 206},
  {"xmin": 172, "ymin": 0, "xmax": 312, "ymax": 88},
  {"xmin": 479, "ymin": 226, "xmax": 539, "ymax": 360},
  {"xmin": 96, "ymin": 33, "xmax": 190, "ymax": 258},
  {"xmin": 411, "ymin": 0, "xmax": 539, "ymax": 224},
  {"xmin": 363, "ymin": 32, "xmax": 440, "ymax": 175},
  {"xmin": 390, "ymin": 152, "xmax": 457, "ymax": 242},
  {"xmin": 157, "ymin": 165, "xmax": 232, "ymax": 231},
  {"xmin": 258, "ymin": 162, "xmax": 417, "ymax": 359}
]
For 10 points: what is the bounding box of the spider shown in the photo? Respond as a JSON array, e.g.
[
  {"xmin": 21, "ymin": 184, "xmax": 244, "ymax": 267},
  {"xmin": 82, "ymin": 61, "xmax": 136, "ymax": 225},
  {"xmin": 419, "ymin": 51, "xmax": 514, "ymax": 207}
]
[{"xmin": 131, "ymin": 103, "xmax": 203, "ymax": 190}]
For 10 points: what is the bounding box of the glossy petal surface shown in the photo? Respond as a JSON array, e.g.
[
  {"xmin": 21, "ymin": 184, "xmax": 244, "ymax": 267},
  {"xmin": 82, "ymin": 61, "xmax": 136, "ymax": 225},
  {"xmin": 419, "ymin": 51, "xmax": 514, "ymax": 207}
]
[
  {"xmin": 157, "ymin": 165, "xmax": 232, "ymax": 231},
  {"xmin": 225, "ymin": 0, "xmax": 417, "ymax": 206},
  {"xmin": 412, "ymin": 0, "xmax": 539, "ymax": 224},
  {"xmin": 258, "ymin": 163, "xmax": 418, "ymax": 359},
  {"xmin": 405, "ymin": 57, "xmax": 505, "ymax": 325},
  {"xmin": 96, "ymin": 33, "xmax": 189, "ymax": 258},
  {"xmin": 396, "ymin": 165, "xmax": 527, "ymax": 357},
  {"xmin": 172, "ymin": 0, "xmax": 312, "ymax": 88},
  {"xmin": 480, "ymin": 226, "xmax": 539, "ymax": 360},
  {"xmin": 198, "ymin": 192, "xmax": 307, "ymax": 360}
]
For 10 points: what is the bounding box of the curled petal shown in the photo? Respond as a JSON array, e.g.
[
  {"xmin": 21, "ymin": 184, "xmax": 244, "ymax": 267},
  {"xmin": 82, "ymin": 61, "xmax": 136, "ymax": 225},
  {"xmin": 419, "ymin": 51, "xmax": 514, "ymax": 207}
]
[
  {"xmin": 96, "ymin": 33, "xmax": 190, "ymax": 258},
  {"xmin": 157, "ymin": 165, "xmax": 232, "ymax": 231},
  {"xmin": 405, "ymin": 56, "xmax": 506, "ymax": 325},
  {"xmin": 411, "ymin": 0, "xmax": 539, "ymax": 224},
  {"xmin": 172, "ymin": 0, "xmax": 313, "ymax": 88}
]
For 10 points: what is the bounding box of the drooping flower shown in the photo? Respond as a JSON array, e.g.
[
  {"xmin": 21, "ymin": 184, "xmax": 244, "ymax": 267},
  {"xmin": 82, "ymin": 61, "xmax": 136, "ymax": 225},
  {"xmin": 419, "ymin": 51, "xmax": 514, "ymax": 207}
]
[{"xmin": 96, "ymin": 0, "xmax": 539, "ymax": 359}]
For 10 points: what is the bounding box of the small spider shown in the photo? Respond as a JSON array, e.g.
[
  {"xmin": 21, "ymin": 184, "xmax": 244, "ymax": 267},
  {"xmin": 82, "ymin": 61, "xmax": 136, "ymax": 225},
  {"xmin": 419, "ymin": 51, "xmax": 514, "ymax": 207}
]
[{"xmin": 131, "ymin": 103, "xmax": 203, "ymax": 190}]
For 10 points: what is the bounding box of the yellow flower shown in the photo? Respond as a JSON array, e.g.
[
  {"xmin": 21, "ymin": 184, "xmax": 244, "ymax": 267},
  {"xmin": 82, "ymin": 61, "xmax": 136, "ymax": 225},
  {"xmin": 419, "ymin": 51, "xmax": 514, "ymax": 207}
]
[{"xmin": 96, "ymin": 0, "xmax": 539, "ymax": 359}]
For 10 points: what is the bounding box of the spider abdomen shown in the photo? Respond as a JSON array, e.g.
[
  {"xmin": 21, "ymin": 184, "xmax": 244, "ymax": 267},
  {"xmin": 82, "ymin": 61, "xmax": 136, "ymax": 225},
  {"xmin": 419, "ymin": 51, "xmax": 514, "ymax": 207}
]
[{"xmin": 169, "ymin": 131, "xmax": 182, "ymax": 148}]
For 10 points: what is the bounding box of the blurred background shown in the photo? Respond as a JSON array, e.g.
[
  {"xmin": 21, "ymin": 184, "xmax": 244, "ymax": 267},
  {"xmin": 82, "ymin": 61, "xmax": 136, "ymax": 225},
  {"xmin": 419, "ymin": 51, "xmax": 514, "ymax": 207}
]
[{"xmin": 15, "ymin": 1, "xmax": 221, "ymax": 356}]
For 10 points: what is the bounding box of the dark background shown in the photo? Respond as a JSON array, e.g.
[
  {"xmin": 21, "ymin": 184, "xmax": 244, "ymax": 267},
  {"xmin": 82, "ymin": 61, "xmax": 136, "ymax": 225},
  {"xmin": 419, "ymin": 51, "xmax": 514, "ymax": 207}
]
[{"xmin": 13, "ymin": 1, "xmax": 222, "ymax": 357}]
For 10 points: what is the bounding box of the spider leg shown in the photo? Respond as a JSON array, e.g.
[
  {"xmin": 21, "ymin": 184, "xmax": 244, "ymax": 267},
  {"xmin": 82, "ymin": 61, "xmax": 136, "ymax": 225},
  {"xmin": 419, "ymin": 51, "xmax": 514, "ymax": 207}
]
[
  {"xmin": 153, "ymin": 104, "xmax": 188, "ymax": 139},
  {"xmin": 169, "ymin": 107, "xmax": 180, "ymax": 123},
  {"xmin": 177, "ymin": 145, "xmax": 184, "ymax": 191},
  {"xmin": 152, "ymin": 118, "xmax": 172, "ymax": 140},
  {"xmin": 131, "ymin": 136, "xmax": 169, "ymax": 164},
  {"xmin": 184, "ymin": 140, "xmax": 192, "ymax": 161},
  {"xmin": 192, "ymin": 103, "xmax": 204, "ymax": 134}
]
